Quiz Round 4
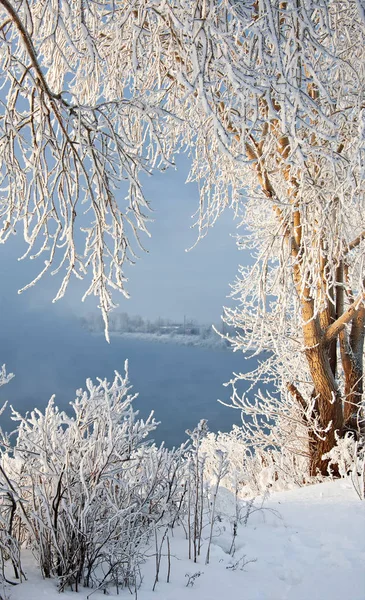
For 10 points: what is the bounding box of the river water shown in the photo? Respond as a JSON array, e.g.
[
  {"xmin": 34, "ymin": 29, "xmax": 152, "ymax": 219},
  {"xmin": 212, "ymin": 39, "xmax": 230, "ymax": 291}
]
[{"xmin": 0, "ymin": 315, "xmax": 261, "ymax": 446}]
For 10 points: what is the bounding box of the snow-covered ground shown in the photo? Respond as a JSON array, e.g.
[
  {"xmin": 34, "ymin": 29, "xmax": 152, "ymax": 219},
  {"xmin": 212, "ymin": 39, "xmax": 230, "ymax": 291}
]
[{"xmin": 6, "ymin": 479, "xmax": 365, "ymax": 600}]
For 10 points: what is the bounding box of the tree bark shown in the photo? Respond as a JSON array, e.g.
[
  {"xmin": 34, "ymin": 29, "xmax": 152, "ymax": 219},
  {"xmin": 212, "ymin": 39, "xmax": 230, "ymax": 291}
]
[{"xmin": 341, "ymin": 305, "xmax": 365, "ymax": 427}]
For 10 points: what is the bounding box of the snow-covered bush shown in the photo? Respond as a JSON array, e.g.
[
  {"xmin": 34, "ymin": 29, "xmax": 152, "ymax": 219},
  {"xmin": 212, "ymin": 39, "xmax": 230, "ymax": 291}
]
[
  {"xmin": 185, "ymin": 420, "xmax": 209, "ymax": 563},
  {"xmin": 0, "ymin": 366, "xmax": 21, "ymax": 598},
  {"xmin": 323, "ymin": 432, "xmax": 365, "ymax": 499},
  {"xmin": 1, "ymin": 364, "xmax": 187, "ymax": 593},
  {"xmin": 200, "ymin": 423, "xmax": 316, "ymax": 498}
]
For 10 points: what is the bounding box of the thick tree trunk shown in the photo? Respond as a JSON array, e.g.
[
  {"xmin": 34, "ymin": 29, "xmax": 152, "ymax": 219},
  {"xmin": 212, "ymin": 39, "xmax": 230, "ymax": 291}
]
[
  {"xmin": 305, "ymin": 342, "xmax": 343, "ymax": 475},
  {"xmin": 298, "ymin": 273, "xmax": 343, "ymax": 475},
  {"xmin": 341, "ymin": 306, "xmax": 365, "ymax": 427}
]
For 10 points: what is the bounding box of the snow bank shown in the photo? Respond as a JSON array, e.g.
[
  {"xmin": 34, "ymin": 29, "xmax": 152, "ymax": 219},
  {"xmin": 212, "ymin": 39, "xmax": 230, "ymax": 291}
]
[{"xmin": 6, "ymin": 479, "xmax": 365, "ymax": 600}]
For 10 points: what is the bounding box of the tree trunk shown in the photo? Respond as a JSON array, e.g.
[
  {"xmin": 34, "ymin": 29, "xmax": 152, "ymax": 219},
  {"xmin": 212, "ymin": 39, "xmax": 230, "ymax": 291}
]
[
  {"xmin": 305, "ymin": 342, "xmax": 343, "ymax": 476},
  {"xmin": 341, "ymin": 306, "xmax": 365, "ymax": 427}
]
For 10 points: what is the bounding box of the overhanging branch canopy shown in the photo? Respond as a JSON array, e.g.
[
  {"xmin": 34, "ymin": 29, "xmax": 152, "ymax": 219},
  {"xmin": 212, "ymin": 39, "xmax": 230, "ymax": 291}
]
[{"xmin": 0, "ymin": 0, "xmax": 363, "ymax": 341}]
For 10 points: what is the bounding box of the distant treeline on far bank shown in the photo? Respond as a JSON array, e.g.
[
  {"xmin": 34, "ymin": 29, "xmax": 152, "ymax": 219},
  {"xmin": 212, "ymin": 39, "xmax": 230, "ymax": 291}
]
[{"xmin": 80, "ymin": 313, "xmax": 234, "ymax": 342}]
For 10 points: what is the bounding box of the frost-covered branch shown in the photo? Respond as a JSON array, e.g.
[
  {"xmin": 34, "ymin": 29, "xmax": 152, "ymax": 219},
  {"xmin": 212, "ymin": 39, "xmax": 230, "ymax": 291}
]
[{"xmin": 324, "ymin": 293, "xmax": 365, "ymax": 345}]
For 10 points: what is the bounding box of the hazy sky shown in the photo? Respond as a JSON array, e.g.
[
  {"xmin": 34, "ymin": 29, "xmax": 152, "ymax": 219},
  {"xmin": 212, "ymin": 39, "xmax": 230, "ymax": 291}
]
[{"xmin": 0, "ymin": 158, "xmax": 244, "ymax": 324}]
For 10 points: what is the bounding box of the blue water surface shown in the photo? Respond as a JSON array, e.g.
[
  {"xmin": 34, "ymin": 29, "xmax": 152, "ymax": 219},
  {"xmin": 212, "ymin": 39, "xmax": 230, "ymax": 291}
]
[{"xmin": 0, "ymin": 314, "xmax": 262, "ymax": 446}]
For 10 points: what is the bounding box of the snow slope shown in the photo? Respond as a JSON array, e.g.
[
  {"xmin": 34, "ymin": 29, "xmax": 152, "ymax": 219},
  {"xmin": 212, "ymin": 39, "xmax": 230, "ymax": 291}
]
[{"xmin": 5, "ymin": 479, "xmax": 364, "ymax": 600}]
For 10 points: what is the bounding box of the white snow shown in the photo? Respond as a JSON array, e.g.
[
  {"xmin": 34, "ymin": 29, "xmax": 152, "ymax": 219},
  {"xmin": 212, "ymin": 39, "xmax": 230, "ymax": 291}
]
[{"xmin": 6, "ymin": 479, "xmax": 365, "ymax": 600}]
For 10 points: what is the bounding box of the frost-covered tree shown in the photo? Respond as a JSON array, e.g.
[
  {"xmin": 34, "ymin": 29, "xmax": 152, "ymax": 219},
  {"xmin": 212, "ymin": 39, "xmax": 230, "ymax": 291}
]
[{"xmin": 0, "ymin": 0, "xmax": 364, "ymax": 474}]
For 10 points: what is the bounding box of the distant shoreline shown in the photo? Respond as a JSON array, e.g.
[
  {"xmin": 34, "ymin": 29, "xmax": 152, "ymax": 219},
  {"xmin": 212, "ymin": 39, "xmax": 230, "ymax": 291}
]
[{"xmin": 92, "ymin": 330, "xmax": 230, "ymax": 350}]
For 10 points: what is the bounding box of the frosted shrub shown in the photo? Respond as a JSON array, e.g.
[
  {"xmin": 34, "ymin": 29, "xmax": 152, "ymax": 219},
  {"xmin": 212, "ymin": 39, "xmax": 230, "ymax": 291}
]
[
  {"xmin": 200, "ymin": 423, "xmax": 314, "ymax": 498},
  {"xmin": 0, "ymin": 366, "xmax": 22, "ymax": 597},
  {"xmin": 185, "ymin": 420, "xmax": 209, "ymax": 563},
  {"xmin": 201, "ymin": 428, "xmax": 248, "ymax": 493},
  {"xmin": 324, "ymin": 432, "xmax": 360, "ymax": 477},
  {"xmin": 323, "ymin": 432, "xmax": 365, "ymax": 499},
  {"xmin": 1, "ymin": 364, "xmax": 186, "ymax": 593}
]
